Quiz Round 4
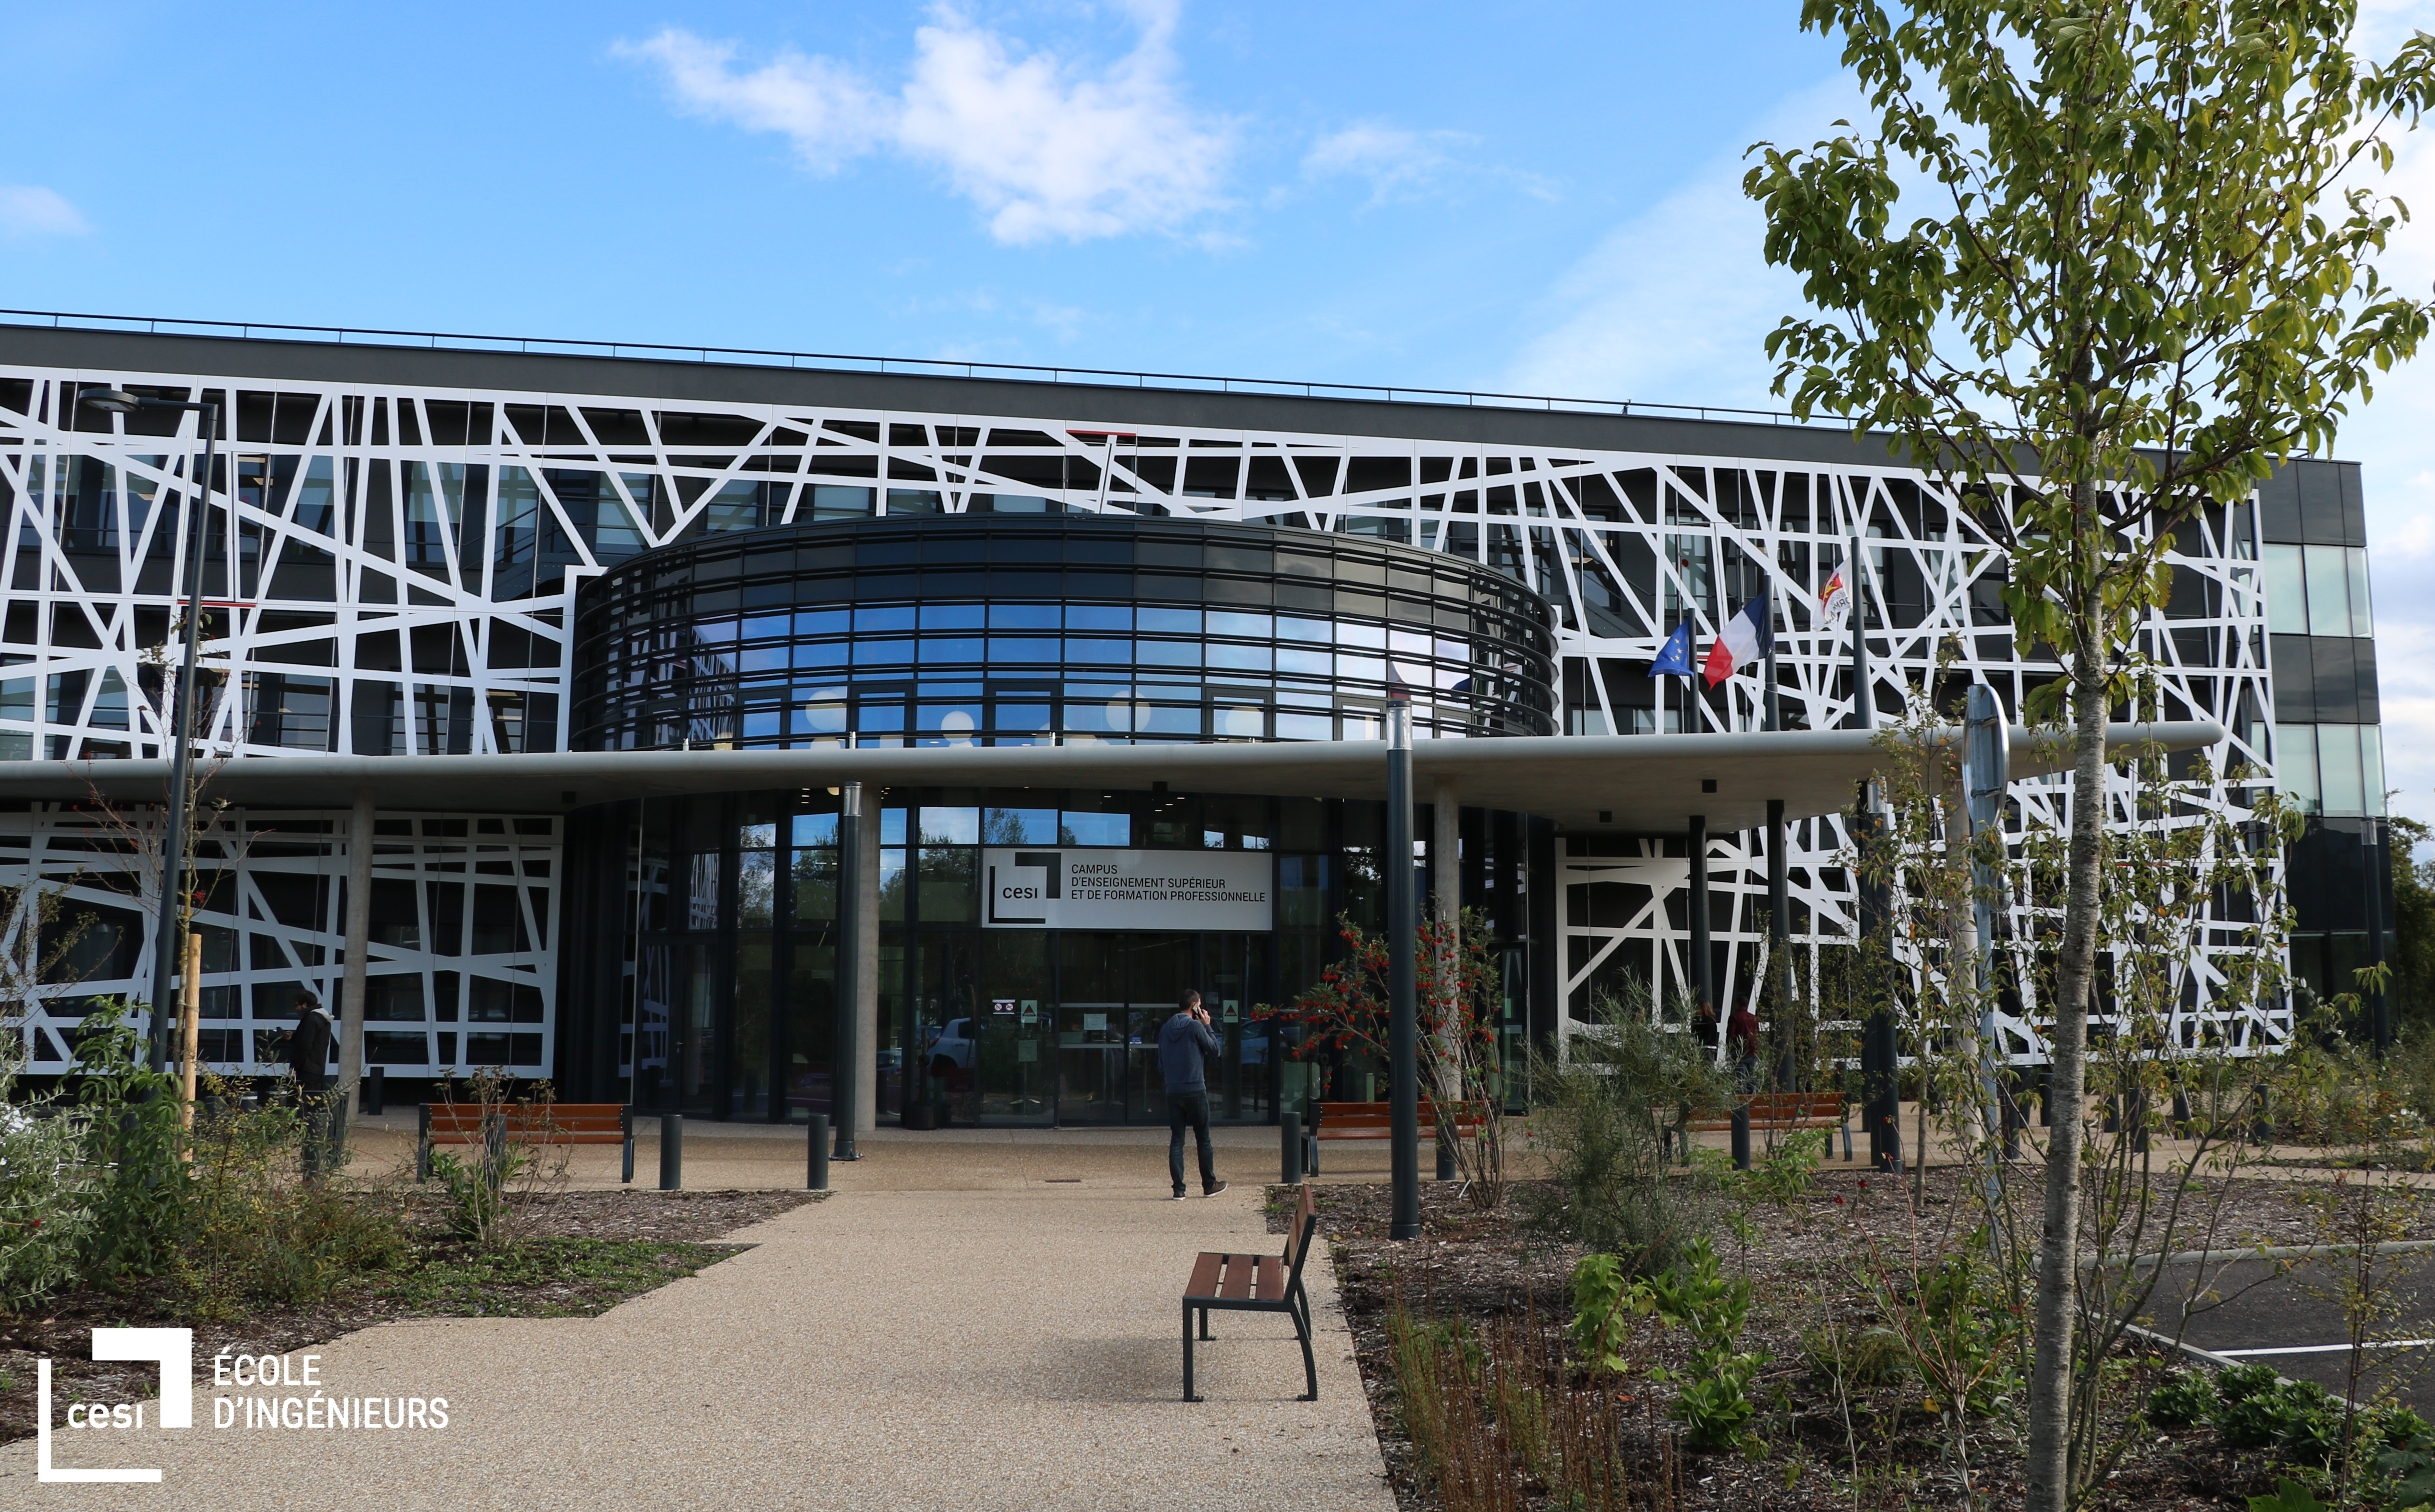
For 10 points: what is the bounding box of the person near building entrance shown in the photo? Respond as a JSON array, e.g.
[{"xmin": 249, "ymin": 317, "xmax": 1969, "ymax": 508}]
[
  {"xmin": 1159, "ymin": 989, "xmax": 1228, "ymax": 1200},
  {"xmin": 288, "ymin": 990, "xmax": 337, "ymax": 1179},
  {"xmin": 1725, "ymin": 999, "xmax": 1762, "ymax": 1096}
]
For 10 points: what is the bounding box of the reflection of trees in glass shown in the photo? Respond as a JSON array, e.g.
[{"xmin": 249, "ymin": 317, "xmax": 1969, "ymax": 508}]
[
  {"xmin": 983, "ymin": 810, "xmax": 1032, "ymax": 846},
  {"xmin": 791, "ymin": 847, "xmax": 837, "ymax": 923},
  {"xmin": 916, "ymin": 848, "xmax": 975, "ymax": 923},
  {"xmin": 879, "ymin": 850, "xmax": 908, "ymax": 922},
  {"xmin": 1340, "ymin": 850, "xmax": 1383, "ymax": 930},
  {"xmin": 737, "ymin": 849, "xmax": 775, "ymax": 927},
  {"xmin": 1278, "ymin": 856, "xmax": 1330, "ymax": 928},
  {"xmin": 1059, "ymin": 811, "xmax": 1131, "ymax": 846},
  {"xmin": 918, "ymin": 810, "xmax": 979, "ymax": 846}
]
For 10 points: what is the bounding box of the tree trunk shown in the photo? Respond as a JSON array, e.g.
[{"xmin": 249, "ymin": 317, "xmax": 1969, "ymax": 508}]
[{"xmin": 2024, "ymin": 605, "xmax": 2110, "ymax": 1512}]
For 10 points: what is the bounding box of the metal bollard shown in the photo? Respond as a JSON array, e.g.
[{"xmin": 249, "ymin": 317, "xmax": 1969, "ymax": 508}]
[
  {"xmin": 659, "ymin": 1113, "xmax": 683, "ymax": 1191},
  {"xmin": 365, "ymin": 1066, "xmax": 385, "ymax": 1116},
  {"xmin": 1281, "ymin": 1112, "xmax": 1303, "ymax": 1185},
  {"xmin": 1731, "ymin": 1106, "xmax": 1752, "ymax": 1170},
  {"xmin": 808, "ymin": 1114, "xmax": 830, "ymax": 1191}
]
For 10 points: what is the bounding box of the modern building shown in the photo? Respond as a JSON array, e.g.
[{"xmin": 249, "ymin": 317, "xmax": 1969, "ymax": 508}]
[{"xmin": 0, "ymin": 313, "xmax": 2378, "ymax": 1124}]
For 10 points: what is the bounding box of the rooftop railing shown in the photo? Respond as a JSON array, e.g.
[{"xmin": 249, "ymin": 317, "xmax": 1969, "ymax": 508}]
[{"xmin": 0, "ymin": 306, "xmax": 1821, "ymax": 428}]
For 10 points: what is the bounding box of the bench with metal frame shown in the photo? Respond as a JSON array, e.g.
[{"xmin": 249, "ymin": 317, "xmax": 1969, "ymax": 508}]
[
  {"xmin": 1685, "ymin": 1091, "xmax": 1851, "ymax": 1158},
  {"xmin": 1684, "ymin": 1091, "xmax": 1845, "ymax": 1133},
  {"xmin": 417, "ymin": 1102, "xmax": 637, "ymax": 1181},
  {"xmin": 1302, "ymin": 1099, "xmax": 1486, "ymax": 1175},
  {"xmin": 1181, "ymin": 1182, "xmax": 1320, "ymax": 1403}
]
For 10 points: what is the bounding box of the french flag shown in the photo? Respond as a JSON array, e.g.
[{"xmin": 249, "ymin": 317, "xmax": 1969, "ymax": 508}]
[{"xmin": 1701, "ymin": 593, "xmax": 1773, "ymax": 688}]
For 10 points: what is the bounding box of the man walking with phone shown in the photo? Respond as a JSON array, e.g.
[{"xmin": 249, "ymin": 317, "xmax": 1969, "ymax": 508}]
[{"xmin": 1159, "ymin": 989, "xmax": 1228, "ymax": 1200}]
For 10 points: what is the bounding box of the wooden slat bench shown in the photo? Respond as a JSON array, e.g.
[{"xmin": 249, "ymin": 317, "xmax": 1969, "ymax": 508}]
[
  {"xmin": 417, "ymin": 1102, "xmax": 637, "ymax": 1182},
  {"xmin": 1304, "ymin": 1100, "xmax": 1487, "ymax": 1175},
  {"xmin": 1686, "ymin": 1092, "xmax": 1848, "ymax": 1136},
  {"xmin": 1182, "ymin": 1182, "xmax": 1320, "ymax": 1403}
]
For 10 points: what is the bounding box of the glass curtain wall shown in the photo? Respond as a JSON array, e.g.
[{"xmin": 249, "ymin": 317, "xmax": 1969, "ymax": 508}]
[{"xmin": 616, "ymin": 787, "xmax": 1533, "ymax": 1123}]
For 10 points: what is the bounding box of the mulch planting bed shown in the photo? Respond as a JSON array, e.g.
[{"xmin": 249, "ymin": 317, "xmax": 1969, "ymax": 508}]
[
  {"xmin": 1276, "ymin": 1167, "xmax": 2426, "ymax": 1511},
  {"xmin": 0, "ymin": 1188, "xmax": 820, "ymax": 1444}
]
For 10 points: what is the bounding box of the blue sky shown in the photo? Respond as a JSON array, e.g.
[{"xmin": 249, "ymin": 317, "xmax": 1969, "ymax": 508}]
[{"xmin": 6, "ymin": 0, "xmax": 2435, "ymax": 823}]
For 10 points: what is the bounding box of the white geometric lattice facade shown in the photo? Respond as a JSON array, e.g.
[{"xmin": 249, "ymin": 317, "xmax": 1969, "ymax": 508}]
[{"xmin": 0, "ymin": 344, "xmax": 2287, "ymax": 1075}]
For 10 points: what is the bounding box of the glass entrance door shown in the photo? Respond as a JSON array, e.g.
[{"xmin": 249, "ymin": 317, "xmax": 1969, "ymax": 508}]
[
  {"xmin": 1046, "ymin": 930, "xmax": 1263, "ymax": 1124},
  {"xmin": 1120, "ymin": 933, "xmax": 1197, "ymax": 1122},
  {"xmin": 1056, "ymin": 931, "xmax": 1127, "ymax": 1123},
  {"xmin": 975, "ymin": 933, "xmax": 1053, "ymax": 1123}
]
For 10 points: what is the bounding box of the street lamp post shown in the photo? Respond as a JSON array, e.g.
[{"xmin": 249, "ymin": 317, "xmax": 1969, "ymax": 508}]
[
  {"xmin": 79, "ymin": 387, "xmax": 220, "ymax": 1075},
  {"xmin": 1386, "ymin": 696, "xmax": 1419, "ymax": 1241}
]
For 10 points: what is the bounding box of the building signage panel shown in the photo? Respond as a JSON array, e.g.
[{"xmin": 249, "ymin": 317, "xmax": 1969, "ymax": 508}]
[{"xmin": 982, "ymin": 848, "xmax": 1273, "ymax": 931}]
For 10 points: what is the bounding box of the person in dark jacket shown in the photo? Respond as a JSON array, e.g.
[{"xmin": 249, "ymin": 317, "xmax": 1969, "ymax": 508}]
[
  {"xmin": 1725, "ymin": 1001, "xmax": 1763, "ymax": 1095},
  {"xmin": 1158, "ymin": 989, "xmax": 1228, "ymax": 1200},
  {"xmin": 288, "ymin": 991, "xmax": 336, "ymax": 1179},
  {"xmin": 287, "ymin": 990, "xmax": 335, "ymax": 1093}
]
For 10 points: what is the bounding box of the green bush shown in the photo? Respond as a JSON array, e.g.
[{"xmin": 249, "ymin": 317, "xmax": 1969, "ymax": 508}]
[
  {"xmin": 2211, "ymin": 1366, "xmax": 2343, "ymax": 1457},
  {"xmin": 1892, "ymin": 1245, "xmax": 2022, "ymax": 1416},
  {"xmin": 1744, "ymin": 1128, "xmax": 1831, "ymax": 1206},
  {"xmin": 0, "ymin": 1051, "xmax": 99, "ymax": 1309},
  {"xmin": 2377, "ymin": 1423, "xmax": 2435, "ymax": 1509},
  {"xmin": 2146, "ymin": 1368, "xmax": 2220, "ymax": 1429},
  {"xmin": 66, "ymin": 1003, "xmax": 190, "ymax": 1285},
  {"xmin": 2269, "ymin": 1382, "xmax": 2346, "ymax": 1465},
  {"xmin": 2218, "ymin": 1362, "xmax": 2283, "ymax": 1404},
  {"xmin": 1801, "ymin": 1320, "xmax": 1911, "ymax": 1390},
  {"xmin": 1522, "ymin": 988, "xmax": 1731, "ymax": 1273},
  {"xmin": 2379, "ymin": 1407, "xmax": 2433, "ymax": 1449},
  {"xmin": 180, "ymin": 1081, "xmax": 409, "ymax": 1316},
  {"xmin": 1638, "ymin": 1237, "xmax": 1772, "ymax": 1453},
  {"xmin": 1569, "ymin": 1252, "xmax": 1641, "ymax": 1374}
]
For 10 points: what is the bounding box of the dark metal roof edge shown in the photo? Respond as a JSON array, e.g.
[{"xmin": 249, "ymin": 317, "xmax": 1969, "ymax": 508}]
[{"xmin": 0, "ymin": 320, "xmax": 1917, "ymax": 468}]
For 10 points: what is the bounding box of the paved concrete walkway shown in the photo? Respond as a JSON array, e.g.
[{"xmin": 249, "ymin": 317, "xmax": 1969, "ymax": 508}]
[{"xmin": 2, "ymin": 1151, "xmax": 1392, "ymax": 1511}]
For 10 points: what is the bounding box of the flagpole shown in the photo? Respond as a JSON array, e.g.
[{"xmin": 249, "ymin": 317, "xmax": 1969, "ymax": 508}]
[
  {"xmin": 1763, "ymin": 580, "xmax": 1780, "ymax": 735},
  {"xmin": 1847, "ymin": 533, "xmax": 1873, "ymax": 734}
]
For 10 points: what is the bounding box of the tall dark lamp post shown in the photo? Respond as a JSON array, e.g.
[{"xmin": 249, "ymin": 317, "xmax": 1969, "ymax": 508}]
[
  {"xmin": 1385, "ymin": 694, "xmax": 1419, "ymax": 1241},
  {"xmin": 79, "ymin": 387, "xmax": 220, "ymax": 1075}
]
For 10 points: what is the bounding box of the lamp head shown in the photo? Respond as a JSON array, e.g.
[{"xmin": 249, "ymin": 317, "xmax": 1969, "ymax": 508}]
[{"xmin": 78, "ymin": 388, "xmax": 143, "ymax": 415}]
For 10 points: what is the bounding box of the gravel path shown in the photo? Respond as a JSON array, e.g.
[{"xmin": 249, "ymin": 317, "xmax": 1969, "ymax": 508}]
[{"xmin": 0, "ymin": 1164, "xmax": 1388, "ymax": 1511}]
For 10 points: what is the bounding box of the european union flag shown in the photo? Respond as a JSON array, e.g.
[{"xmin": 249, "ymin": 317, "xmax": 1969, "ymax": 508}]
[{"xmin": 1649, "ymin": 620, "xmax": 1696, "ymax": 678}]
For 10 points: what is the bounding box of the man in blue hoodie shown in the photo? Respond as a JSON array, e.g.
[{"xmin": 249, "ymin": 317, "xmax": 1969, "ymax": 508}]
[{"xmin": 1158, "ymin": 989, "xmax": 1228, "ymax": 1200}]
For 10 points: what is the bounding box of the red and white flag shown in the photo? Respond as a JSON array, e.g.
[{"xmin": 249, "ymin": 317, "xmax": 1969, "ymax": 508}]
[{"xmin": 1819, "ymin": 568, "xmax": 1851, "ymax": 624}]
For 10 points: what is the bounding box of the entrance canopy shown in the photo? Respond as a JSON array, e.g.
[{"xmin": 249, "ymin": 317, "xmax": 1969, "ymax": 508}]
[{"xmin": 0, "ymin": 722, "xmax": 2222, "ymax": 832}]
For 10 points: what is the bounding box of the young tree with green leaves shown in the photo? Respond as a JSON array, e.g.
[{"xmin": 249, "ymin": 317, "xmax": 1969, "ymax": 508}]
[{"xmin": 1742, "ymin": 5, "xmax": 2435, "ymax": 1506}]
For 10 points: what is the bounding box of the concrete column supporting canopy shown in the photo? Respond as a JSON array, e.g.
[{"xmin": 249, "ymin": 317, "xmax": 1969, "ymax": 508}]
[{"xmin": 337, "ymin": 787, "xmax": 373, "ymax": 1127}]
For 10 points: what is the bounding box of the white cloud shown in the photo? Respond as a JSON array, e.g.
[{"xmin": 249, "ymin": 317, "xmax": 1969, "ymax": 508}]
[
  {"xmin": 1500, "ymin": 173, "xmax": 1798, "ymax": 408},
  {"xmin": 1502, "ymin": 38, "xmax": 2435, "ymax": 838},
  {"xmin": 0, "ymin": 185, "xmax": 89, "ymax": 239},
  {"xmin": 617, "ymin": 32, "xmax": 887, "ymax": 168},
  {"xmin": 1300, "ymin": 120, "xmax": 1555, "ymax": 208},
  {"xmin": 1499, "ymin": 79, "xmax": 1859, "ymax": 408},
  {"xmin": 618, "ymin": 3, "xmax": 1230, "ymax": 245},
  {"xmin": 1304, "ymin": 122, "xmax": 1467, "ymax": 200},
  {"xmin": 2326, "ymin": 7, "xmax": 2435, "ymax": 829}
]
